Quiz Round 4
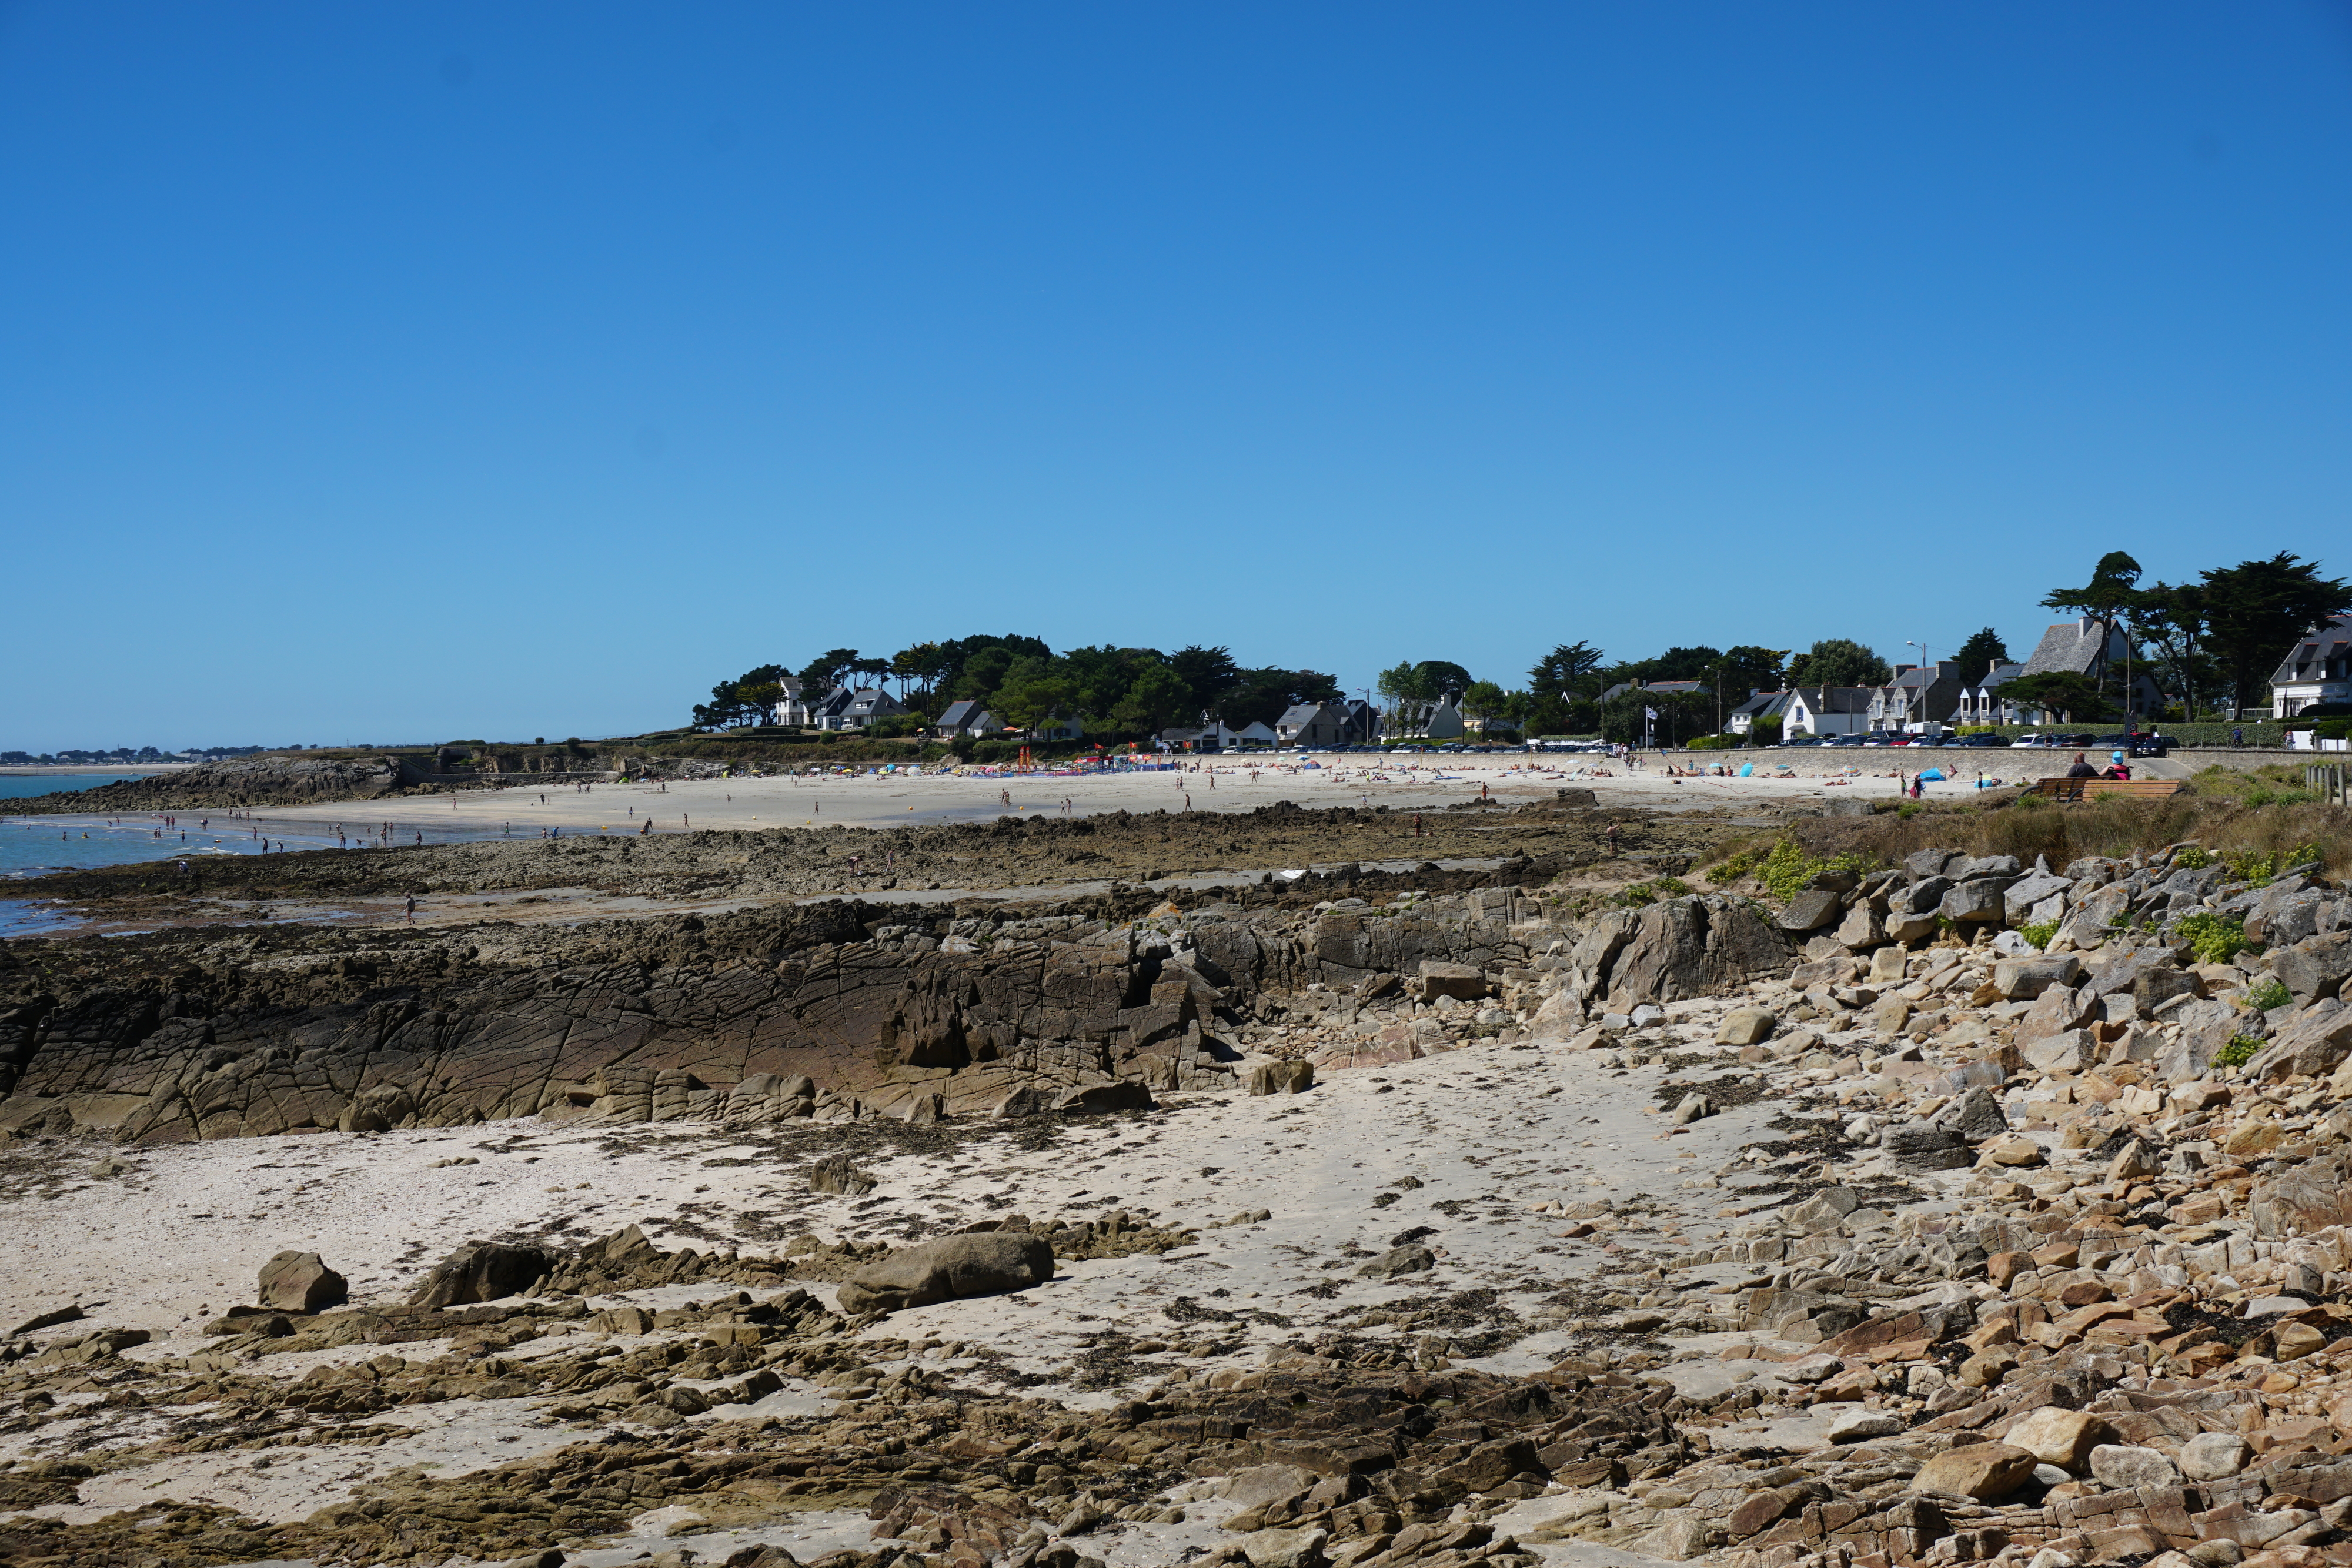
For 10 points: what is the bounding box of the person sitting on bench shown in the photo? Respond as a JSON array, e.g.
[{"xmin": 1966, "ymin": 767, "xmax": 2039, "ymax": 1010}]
[
  {"xmin": 2101, "ymin": 751, "xmax": 2133, "ymax": 781},
  {"xmin": 2066, "ymin": 751, "xmax": 2099, "ymax": 780}
]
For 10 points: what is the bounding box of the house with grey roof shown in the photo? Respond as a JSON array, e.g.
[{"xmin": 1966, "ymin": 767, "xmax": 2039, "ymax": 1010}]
[
  {"xmin": 2016, "ymin": 617, "xmax": 2163, "ymax": 720},
  {"xmin": 1867, "ymin": 663, "xmax": 1965, "ymax": 730},
  {"xmin": 813, "ymin": 687, "xmax": 907, "ymax": 732},
  {"xmin": 934, "ymin": 700, "xmax": 1004, "ymax": 740},
  {"xmin": 1728, "ymin": 690, "xmax": 1790, "ymax": 735},
  {"xmin": 2270, "ymin": 616, "xmax": 2352, "ymax": 719}
]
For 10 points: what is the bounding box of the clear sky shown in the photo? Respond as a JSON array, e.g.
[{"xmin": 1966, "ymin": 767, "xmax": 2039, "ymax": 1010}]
[{"xmin": 5, "ymin": 2, "xmax": 2350, "ymax": 751}]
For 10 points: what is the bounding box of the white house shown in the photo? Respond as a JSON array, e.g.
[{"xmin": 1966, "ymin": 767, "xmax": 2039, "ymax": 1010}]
[
  {"xmin": 2270, "ymin": 616, "xmax": 2352, "ymax": 719},
  {"xmin": 767, "ymin": 678, "xmax": 814, "ymax": 727},
  {"xmin": 1780, "ymin": 686, "xmax": 1877, "ymax": 737},
  {"xmin": 1728, "ymin": 691, "xmax": 1790, "ymax": 735}
]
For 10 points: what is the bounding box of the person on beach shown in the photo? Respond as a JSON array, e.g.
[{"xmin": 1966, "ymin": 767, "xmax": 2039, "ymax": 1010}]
[{"xmin": 406, "ymin": 895, "xmax": 416, "ymax": 924}]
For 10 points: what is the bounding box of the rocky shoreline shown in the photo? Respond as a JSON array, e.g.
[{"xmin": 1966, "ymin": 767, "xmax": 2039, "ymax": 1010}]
[{"xmin": 4, "ymin": 805, "xmax": 2351, "ymax": 1568}]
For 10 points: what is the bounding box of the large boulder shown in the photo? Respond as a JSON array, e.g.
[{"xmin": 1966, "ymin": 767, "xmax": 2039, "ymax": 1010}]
[
  {"xmin": 1778, "ymin": 891, "xmax": 1844, "ymax": 932},
  {"xmin": 1938, "ymin": 881, "xmax": 2009, "ymax": 925},
  {"xmin": 2003, "ymin": 1407, "xmax": 2113, "ymax": 1471},
  {"xmin": 258, "ymin": 1251, "xmax": 347, "ymax": 1313},
  {"xmin": 2249, "ymin": 1157, "xmax": 2352, "ymax": 1238},
  {"xmin": 2274, "ymin": 932, "xmax": 2352, "ymax": 1003},
  {"xmin": 408, "ymin": 1242, "xmax": 556, "ymax": 1309},
  {"xmin": 1601, "ymin": 897, "xmax": 1796, "ymax": 1008},
  {"xmin": 1992, "ymin": 955, "xmax": 2081, "ymax": 1001},
  {"xmin": 1052, "ymin": 1081, "xmax": 1157, "ymax": 1114},
  {"xmin": 834, "ymin": 1232, "xmax": 1055, "ymax": 1315},
  {"xmin": 1912, "ymin": 1443, "xmax": 2036, "ymax": 1501},
  {"xmin": 2246, "ymin": 1000, "xmax": 2352, "ymax": 1082},
  {"xmin": 1413, "ymin": 961, "xmax": 1489, "ymax": 1001},
  {"xmin": 1884, "ymin": 1122, "xmax": 1971, "ymax": 1172}
]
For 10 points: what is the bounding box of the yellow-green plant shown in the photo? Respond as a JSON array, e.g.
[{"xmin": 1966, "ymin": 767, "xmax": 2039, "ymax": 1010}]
[{"xmin": 2173, "ymin": 911, "xmax": 2249, "ymax": 967}]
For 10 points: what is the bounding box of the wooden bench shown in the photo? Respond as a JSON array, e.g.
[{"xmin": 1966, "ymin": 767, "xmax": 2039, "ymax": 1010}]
[{"xmin": 2024, "ymin": 777, "xmax": 2187, "ymax": 803}]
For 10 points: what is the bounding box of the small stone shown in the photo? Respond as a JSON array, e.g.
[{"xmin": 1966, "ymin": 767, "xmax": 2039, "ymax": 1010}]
[
  {"xmin": 1236, "ymin": 1525, "xmax": 1329, "ymax": 1567},
  {"xmin": 1248, "ymin": 1061, "xmax": 1315, "ymax": 1096},
  {"xmin": 2087, "ymin": 1444, "xmax": 2181, "ymax": 1491},
  {"xmin": 1355, "ymin": 1245, "xmax": 1435, "ymax": 1279},
  {"xmin": 1672, "ymin": 1093, "xmax": 1714, "ymax": 1126},
  {"xmin": 2270, "ymin": 1320, "xmax": 2327, "ymax": 1361},
  {"xmin": 1718, "ymin": 1007, "xmax": 1779, "ymax": 1046},
  {"xmin": 1983, "ymin": 1136, "xmax": 2044, "ymax": 1168},
  {"xmin": 2178, "ymin": 1432, "xmax": 2251, "ymax": 1480},
  {"xmin": 1829, "ymin": 1409, "xmax": 1902, "ymax": 1443},
  {"xmin": 808, "ymin": 1154, "xmax": 878, "ymax": 1195}
]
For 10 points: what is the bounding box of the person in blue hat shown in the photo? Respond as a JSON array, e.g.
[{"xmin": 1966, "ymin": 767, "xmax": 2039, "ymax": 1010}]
[{"xmin": 2101, "ymin": 750, "xmax": 2132, "ymax": 781}]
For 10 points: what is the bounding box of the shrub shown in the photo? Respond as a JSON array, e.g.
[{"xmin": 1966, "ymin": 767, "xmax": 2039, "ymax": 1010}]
[
  {"xmin": 2017, "ymin": 920, "xmax": 2059, "ymax": 951},
  {"xmin": 1705, "ymin": 847, "xmax": 1762, "ymax": 885},
  {"xmin": 2245, "ymin": 978, "xmax": 2291, "ymax": 1013},
  {"xmin": 2214, "ymin": 1034, "xmax": 2263, "ymax": 1069},
  {"xmin": 2173, "ymin": 846, "xmax": 2211, "ymax": 869},
  {"xmin": 1752, "ymin": 840, "xmax": 1872, "ymax": 902},
  {"xmin": 2173, "ymin": 911, "xmax": 2250, "ymax": 967},
  {"xmin": 1685, "ymin": 735, "xmax": 1738, "ymax": 751},
  {"xmin": 1614, "ymin": 876, "xmax": 1694, "ymax": 907}
]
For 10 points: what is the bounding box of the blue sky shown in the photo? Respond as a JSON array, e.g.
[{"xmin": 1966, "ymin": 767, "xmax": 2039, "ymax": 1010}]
[{"xmin": 5, "ymin": 2, "xmax": 2350, "ymax": 750}]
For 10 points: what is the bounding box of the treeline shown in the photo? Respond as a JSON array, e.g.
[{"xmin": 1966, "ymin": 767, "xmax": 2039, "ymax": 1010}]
[{"xmin": 692, "ymin": 636, "xmax": 1341, "ymax": 741}]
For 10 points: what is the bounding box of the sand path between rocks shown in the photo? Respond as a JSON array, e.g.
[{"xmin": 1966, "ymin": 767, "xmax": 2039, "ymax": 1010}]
[{"xmin": 0, "ymin": 1032, "xmax": 1826, "ymax": 1562}]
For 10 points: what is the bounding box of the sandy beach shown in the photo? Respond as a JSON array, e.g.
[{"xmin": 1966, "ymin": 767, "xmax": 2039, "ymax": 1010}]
[{"xmin": 162, "ymin": 748, "xmax": 2076, "ymax": 847}]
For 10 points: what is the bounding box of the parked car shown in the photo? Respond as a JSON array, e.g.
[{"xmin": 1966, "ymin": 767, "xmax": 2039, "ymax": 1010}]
[
  {"xmin": 2093, "ymin": 733, "xmax": 2172, "ymax": 758},
  {"xmin": 1955, "ymin": 733, "xmax": 2007, "ymax": 748},
  {"xmin": 2011, "ymin": 734, "xmax": 2061, "ymax": 748}
]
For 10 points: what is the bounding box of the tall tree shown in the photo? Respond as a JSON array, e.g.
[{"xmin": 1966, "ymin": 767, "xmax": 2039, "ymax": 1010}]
[
  {"xmin": 2042, "ymin": 552, "xmax": 2146, "ymax": 711},
  {"xmin": 1528, "ymin": 641, "xmax": 1606, "ymax": 700},
  {"xmin": 2199, "ymin": 553, "xmax": 2352, "ymax": 716},
  {"xmin": 1613, "ymin": 646, "xmax": 1722, "ymax": 686},
  {"xmin": 691, "ymin": 663, "xmax": 790, "ymax": 730},
  {"xmin": 1785, "ymin": 639, "xmax": 1892, "ymax": 688},
  {"xmin": 1169, "ymin": 646, "xmax": 1241, "ymax": 717},
  {"xmin": 990, "ymin": 657, "xmax": 1078, "ymax": 737},
  {"xmin": 1378, "ymin": 661, "xmax": 1439, "ymax": 734},
  {"xmin": 1112, "ymin": 664, "xmax": 1192, "ymax": 736},
  {"xmin": 1953, "ymin": 628, "xmax": 2010, "ymax": 683},
  {"xmin": 2132, "ymin": 583, "xmax": 2207, "ymax": 718},
  {"xmin": 798, "ymin": 648, "xmax": 861, "ymax": 692}
]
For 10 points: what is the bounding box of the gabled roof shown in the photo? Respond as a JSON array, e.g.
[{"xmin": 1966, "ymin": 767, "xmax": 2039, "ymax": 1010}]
[
  {"xmin": 2269, "ymin": 616, "xmax": 2352, "ymax": 684},
  {"xmin": 1638, "ymin": 680, "xmax": 1706, "ymax": 694},
  {"xmin": 1792, "ymin": 686, "xmax": 1877, "ymax": 714},
  {"xmin": 938, "ymin": 700, "xmax": 984, "ymax": 727},
  {"xmin": 1975, "ymin": 662, "xmax": 2026, "ymax": 691},
  {"xmin": 2020, "ymin": 618, "xmax": 2123, "ymax": 680},
  {"xmin": 1729, "ymin": 690, "xmax": 1787, "ymax": 718},
  {"xmin": 843, "ymin": 688, "xmax": 898, "ymax": 714},
  {"xmin": 813, "ymin": 687, "xmax": 858, "ymax": 715},
  {"xmin": 1276, "ymin": 703, "xmax": 1334, "ymax": 728},
  {"xmin": 1892, "ymin": 662, "xmax": 1958, "ymax": 691}
]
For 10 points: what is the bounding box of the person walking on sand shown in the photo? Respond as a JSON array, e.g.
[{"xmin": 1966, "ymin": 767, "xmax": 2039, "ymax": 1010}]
[{"xmin": 405, "ymin": 895, "xmax": 416, "ymax": 924}]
